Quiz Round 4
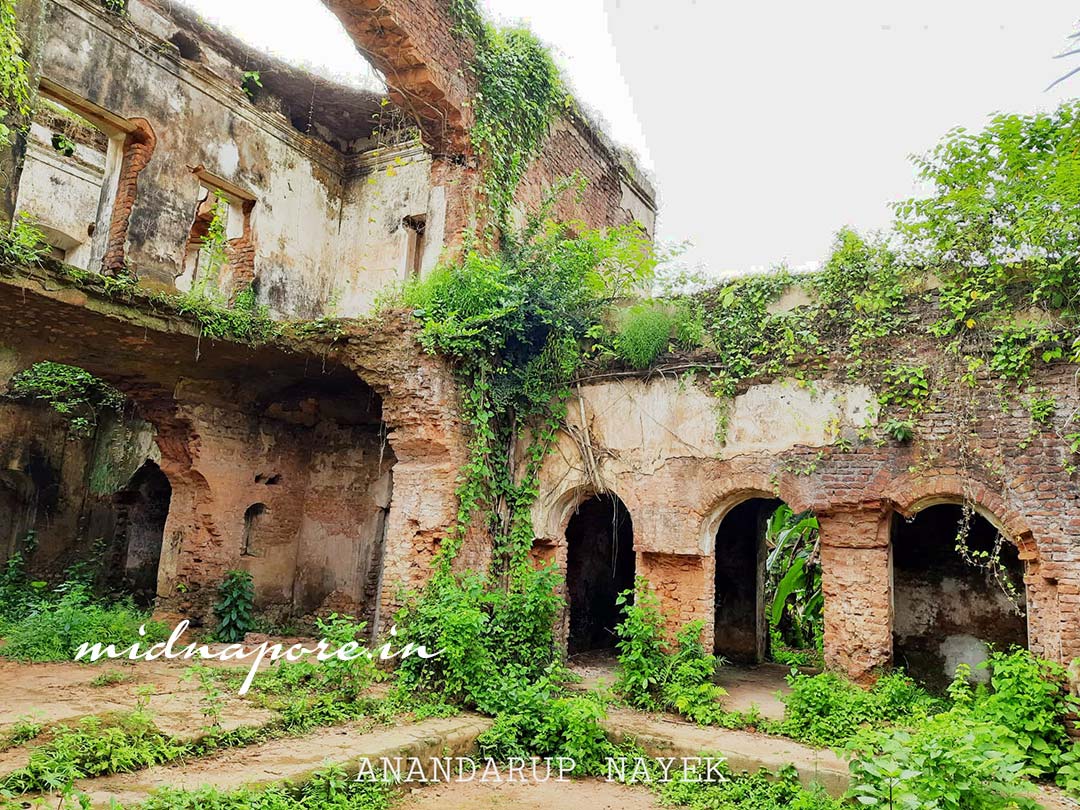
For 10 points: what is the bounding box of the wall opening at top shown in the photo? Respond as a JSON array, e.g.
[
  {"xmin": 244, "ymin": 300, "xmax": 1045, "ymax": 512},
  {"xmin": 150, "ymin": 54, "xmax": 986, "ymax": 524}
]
[
  {"xmin": 892, "ymin": 502, "xmax": 1028, "ymax": 691},
  {"xmin": 565, "ymin": 493, "xmax": 634, "ymax": 656},
  {"xmin": 13, "ymin": 94, "xmax": 114, "ymax": 268}
]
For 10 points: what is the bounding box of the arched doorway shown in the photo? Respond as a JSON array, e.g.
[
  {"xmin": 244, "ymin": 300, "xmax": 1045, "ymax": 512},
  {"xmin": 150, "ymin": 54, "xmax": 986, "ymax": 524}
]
[
  {"xmin": 565, "ymin": 493, "xmax": 634, "ymax": 655},
  {"xmin": 713, "ymin": 498, "xmax": 778, "ymax": 663},
  {"xmin": 111, "ymin": 460, "xmax": 171, "ymax": 606},
  {"xmin": 892, "ymin": 503, "xmax": 1027, "ymax": 690}
]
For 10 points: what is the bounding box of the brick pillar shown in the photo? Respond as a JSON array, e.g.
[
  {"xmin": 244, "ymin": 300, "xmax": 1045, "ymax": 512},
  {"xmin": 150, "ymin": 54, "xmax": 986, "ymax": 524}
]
[
  {"xmin": 101, "ymin": 119, "xmax": 155, "ymax": 275},
  {"xmin": 1060, "ymin": 578, "xmax": 1080, "ymax": 664},
  {"xmin": 637, "ymin": 551, "xmax": 713, "ymax": 651},
  {"xmin": 818, "ymin": 505, "xmax": 892, "ymax": 682}
]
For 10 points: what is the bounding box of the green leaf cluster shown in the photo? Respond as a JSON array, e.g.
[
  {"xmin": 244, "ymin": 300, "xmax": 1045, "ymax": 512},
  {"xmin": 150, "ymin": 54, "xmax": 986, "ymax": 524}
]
[
  {"xmin": 213, "ymin": 569, "xmax": 255, "ymax": 643},
  {"xmin": 7, "ymin": 360, "xmax": 124, "ymax": 438}
]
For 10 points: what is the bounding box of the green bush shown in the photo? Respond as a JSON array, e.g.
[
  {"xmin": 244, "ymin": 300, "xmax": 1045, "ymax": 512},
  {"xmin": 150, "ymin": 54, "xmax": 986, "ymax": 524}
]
[
  {"xmin": 950, "ymin": 649, "xmax": 1080, "ymax": 786},
  {"xmin": 772, "ymin": 670, "xmax": 941, "ymax": 747},
  {"xmin": 477, "ymin": 683, "xmax": 616, "ymax": 775},
  {"xmin": 394, "ymin": 562, "xmax": 564, "ymax": 714},
  {"xmin": 1, "ymin": 712, "xmax": 183, "ymax": 793},
  {"xmin": 613, "ymin": 302, "xmax": 676, "ymax": 369},
  {"xmin": 0, "ymin": 583, "xmax": 165, "ymax": 662},
  {"xmin": 214, "ymin": 569, "xmax": 255, "ymax": 643},
  {"xmin": 614, "ymin": 579, "xmax": 728, "ymax": 724},
  {"xmin": 139, "ymin": 764, "xmax": 392, "ymax": 810},
  {"xmin": 659, "ymin": 763, "xmax": 843, "ymax": 810},
  {"xmin": 846, "ymin": 713, "xmax": 1038, "ymax": 810}
]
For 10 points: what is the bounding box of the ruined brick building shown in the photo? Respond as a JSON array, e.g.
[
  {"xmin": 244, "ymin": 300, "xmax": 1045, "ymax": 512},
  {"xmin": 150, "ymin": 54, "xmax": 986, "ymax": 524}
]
[{"xmin": 0, "ymin": 0, "xmax": 1077, "ymax": 690}]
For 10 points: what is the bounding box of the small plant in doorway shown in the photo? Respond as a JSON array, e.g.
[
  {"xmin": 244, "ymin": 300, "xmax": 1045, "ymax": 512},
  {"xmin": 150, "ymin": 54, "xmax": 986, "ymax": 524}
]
[{"xmin": 213, "ymin": 569, "xmax": 255, "ymax": 643}]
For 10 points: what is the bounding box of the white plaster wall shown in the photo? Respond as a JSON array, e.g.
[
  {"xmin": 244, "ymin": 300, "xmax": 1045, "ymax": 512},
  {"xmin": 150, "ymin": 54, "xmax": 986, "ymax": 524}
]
[{"xmin": 533, "ymin": 376, "xmax": 878, "ymax": 534}]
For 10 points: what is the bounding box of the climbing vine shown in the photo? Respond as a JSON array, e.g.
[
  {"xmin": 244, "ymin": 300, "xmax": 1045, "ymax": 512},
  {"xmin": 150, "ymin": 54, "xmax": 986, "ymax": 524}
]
[
  {"xmin": 449, "ymin": 0, "xmax": 565, "ymax": 235},
  {"xmin": 0, "ymin": 0, "xmax": 31, "ymax": 150}
]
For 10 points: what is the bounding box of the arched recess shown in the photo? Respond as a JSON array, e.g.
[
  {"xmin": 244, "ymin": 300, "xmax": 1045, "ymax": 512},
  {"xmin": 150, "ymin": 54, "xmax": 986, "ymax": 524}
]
[
  {"xmin": 891, "ymin": 499, "xmax": 1029, "ymax": 689},
  {"xmin": 564, "ymin": 492, "xmax": 635, "ymax": 655},
  {"xmin": 110, "ymin": 460, "xmax": 172, "ymax": 606},
  {"xmin": 702, "ymin": 479, "xmax": 818, "ymax": 665}
]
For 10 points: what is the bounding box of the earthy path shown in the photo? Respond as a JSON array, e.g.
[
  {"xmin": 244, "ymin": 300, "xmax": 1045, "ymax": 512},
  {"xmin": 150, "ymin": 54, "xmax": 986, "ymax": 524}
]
[{"xmin": 59, "ymin": 713, "xmax": 491, "ymax": 807}]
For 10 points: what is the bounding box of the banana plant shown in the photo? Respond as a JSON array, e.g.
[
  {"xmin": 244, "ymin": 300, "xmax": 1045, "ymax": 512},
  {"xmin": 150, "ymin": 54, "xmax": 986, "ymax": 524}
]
[{"xmin": 764, "ymin": 505, "xmax": 822, "ymax": 652}]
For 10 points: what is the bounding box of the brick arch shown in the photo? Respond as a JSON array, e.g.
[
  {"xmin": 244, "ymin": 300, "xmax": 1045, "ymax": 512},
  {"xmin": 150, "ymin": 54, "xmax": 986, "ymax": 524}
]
[
  {"xmin": 883, "ymin": 472, "xmax": 1036, "ymax": 558},
  {"xmin": 102, "ymin": 118, "xmax": 156, "ymax": 275},
  {"xmin": 697, "ymin": 471, "xmax": 812, "ymax": 556},
  {"xmin": 540, "ymin": 485, "xmax": 636, "ymax": 543}
]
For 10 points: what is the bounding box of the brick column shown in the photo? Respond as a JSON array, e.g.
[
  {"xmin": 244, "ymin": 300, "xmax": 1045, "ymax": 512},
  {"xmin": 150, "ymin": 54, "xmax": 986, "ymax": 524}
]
[
  {"xmin": 818, "ymin": 505, "xmax": 892, "ymax": 682},
  {"xmin": 101, "ymin": 119, "xmax": 155, "ymax": 275},
  {"xmin": 637, "ymin": 551, "xmax": 713, "ymax": 650},
  {"xmin": 1060, "ymin": 578, "xmax": 1080, "ymax": 664}
]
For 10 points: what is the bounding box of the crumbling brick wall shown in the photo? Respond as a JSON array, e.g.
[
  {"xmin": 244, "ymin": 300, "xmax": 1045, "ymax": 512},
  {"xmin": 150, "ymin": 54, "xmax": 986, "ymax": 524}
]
[{"xmin": 533, "ymin": 346, "xmax": 1080, "ymax": 679}]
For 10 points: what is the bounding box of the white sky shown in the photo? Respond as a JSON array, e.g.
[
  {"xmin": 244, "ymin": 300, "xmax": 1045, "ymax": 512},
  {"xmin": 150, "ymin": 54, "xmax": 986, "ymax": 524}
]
[{"xmin": 177, "ymin": 0, "xmax": 1078, "ymax": 277}]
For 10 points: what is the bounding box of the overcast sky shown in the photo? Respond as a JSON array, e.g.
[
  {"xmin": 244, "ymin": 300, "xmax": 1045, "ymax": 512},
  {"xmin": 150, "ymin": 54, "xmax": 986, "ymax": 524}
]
[{"xmin": 178, "ymin": 0, "xmax": 1079, "ymax": 277}]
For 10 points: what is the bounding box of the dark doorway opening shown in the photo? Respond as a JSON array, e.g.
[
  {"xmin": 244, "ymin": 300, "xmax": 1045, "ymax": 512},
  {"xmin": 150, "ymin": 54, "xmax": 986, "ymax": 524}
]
[
  {"xmin": 714, "ymin": 498, "xmax": 779, "ymax": 663},
  {"xmin": 110, "ymin": 460, "xmax": 171, "ymax": 607},
  {"xmin": 893, "ymin": 503, "xmax": 1027, "ymax": 690},
  {"xmin": 565, "ymin": 494, "xmax": 634, "ymax": 655}
]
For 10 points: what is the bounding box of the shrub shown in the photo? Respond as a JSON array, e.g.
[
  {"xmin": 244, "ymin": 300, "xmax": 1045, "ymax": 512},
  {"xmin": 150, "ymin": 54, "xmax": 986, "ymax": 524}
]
[
  {"xmin": 950, "ymin": 649, "xmax": 1080, "ymax": 783},
  {"xmin": 772, "ymin": 670, "xmax": 941, "ymax": 747},
  {"xmin": 1, "ymin": 712, "xmax": 184, "ymax": 793},
  {"xmin": 394, "ymin": 562, "xmax": 564, "ymax": 714},
  {"xmin": 846, "ymin": 713, "xmax": 1038, "ymax": 810},
  {"xmin": 614, "ymin": 579, "xmax": 728, "ymax": 724},
  {"xmin": 0, "ymin": 583, "xmax": 165, "ymax": 662},
  {"xmin": 613, "ymin": 302, "xmax": 676, "ymax": 369},
  {"xmin": 214, "ymin": 569, "xmax": 255, "ymax": 643},
  {"xmin": 659, "ymin": 763, "xmax": 843, "ymax": 810},
  {"xmin": 139, "ymin": 764, "xmax": 392, "ymax": 810}
]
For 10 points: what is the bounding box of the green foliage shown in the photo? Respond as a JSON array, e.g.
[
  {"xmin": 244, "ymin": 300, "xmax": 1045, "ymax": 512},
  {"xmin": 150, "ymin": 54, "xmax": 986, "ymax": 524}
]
[
  {"xmin": 764, "ymin": 505, "xmax": 822, "ymax": 661},
  {"xmin": 0, "ymin": 716, "xmax": 43, "ymax": 751},
  {"xmin": 613, "ymin": 302, "xmax": 677, "ymax": 369},
  {"xmin": 7, "ymin": 361, "xmax": 123, "ymax": 437},
  {"xmin": 880, "ymin": 417, "xmax": 915, "ymax": 443},
  {"xmin": 614, "ymin": 579, "xmax": 729, "ymax": 724},
  {"xmin": 895, "ymin": 102, "xmax": 1080, "ymax": 332},
  {"xmin": 698, "ymin": 270, "xmax": 817, "ymax": 398},
  {"xmin": 0, "ymin": 213, "xmax": 47, "ymax": 265},
  {"xmin": 51, "ymin": 131, "xmax": 76, "ymax": 157},
  {"xmin": 948, "ymin": 649, "xmax": 1080, "ymax": 781},
  {"xmin": 772, "ymin": 670, "xmax": 942, "ymax": 747},
  {"xmin": 846, "ymin": 713, "xmax": 1039, "ymax": 810},
  {"xmin": 611, "ymin": 300, "xmax": 703, "ymax": 369},
  {"xmin": 878, "ymin": 363, "xmax": 930, "ymax": 414},
  {"xmin": 659, "ymin": 763, "xmax": 843, "ymax": 810},
  {"xmin": 813, "ymin": 227, "xmax": 907, "ymax": 370},
  {"xmin": 841, "ymin": 651, "xmax": 1080, "ymax": 803},
  {"xmin": 139, "ymin": 765, "xmax": 393, "ymax": 810},
  {"xmin": 0, "ymin": 583, "xmax": 166, "ymax": 662},
  {"xmin": 213, "ymin": 569, "xmax": 255, "ymax": 643},
  {"xmin": 394, "ymin": 563, "xmax": 564, "ymax": 714},
  {"xmin": 477, "ymin": 687, "xmax": 617, "ymax": 776},
  {"xmin": 449, "ymin": 0, "xmax": 564, "ymax": 232},
  {"xmin": 241, "ymin": 70, "xmax": 262, "ymax": 99},
  {"xmin": 0, "ymin": 0, "xmax": 31, "ymax": 149},
  {"xmin": 1, "ymin": 711, "xmax": 183, "ymax": 793},
  {"xmin": 1026, "ymin": 393, "xmax": 1056, "ymax": 427}
]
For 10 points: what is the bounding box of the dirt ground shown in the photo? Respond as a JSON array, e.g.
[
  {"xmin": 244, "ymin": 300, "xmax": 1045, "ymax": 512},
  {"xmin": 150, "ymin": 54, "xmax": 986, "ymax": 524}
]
[{"xmin": 396, "ymin": 777, "xmax": 663, "ymax": 810}]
